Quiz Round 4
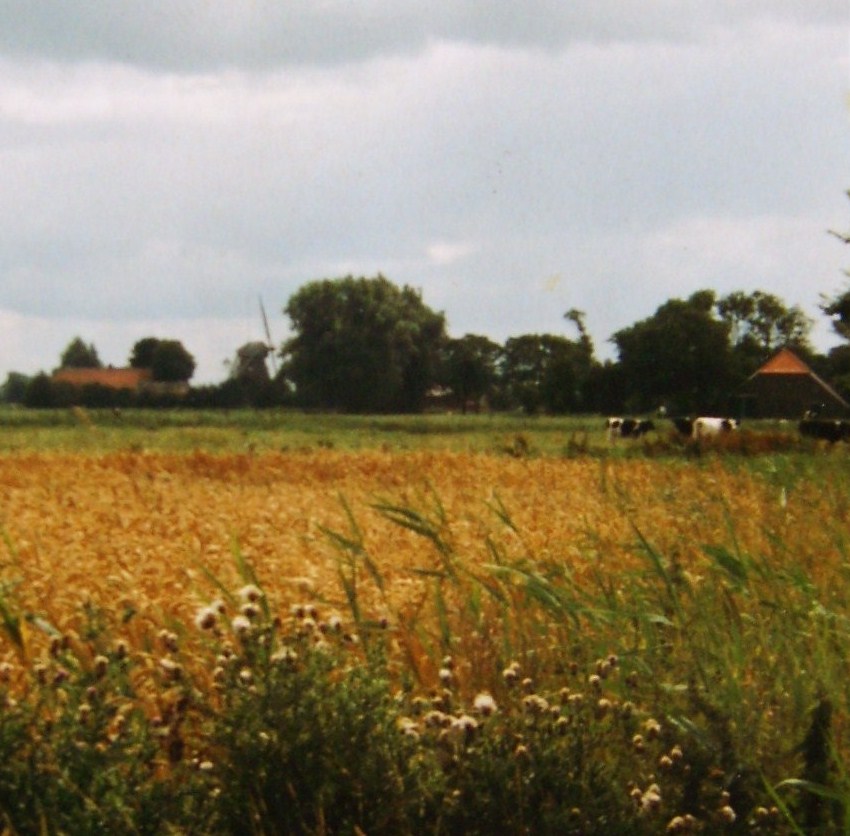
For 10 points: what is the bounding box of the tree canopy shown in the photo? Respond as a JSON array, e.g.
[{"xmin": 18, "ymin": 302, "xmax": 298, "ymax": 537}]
[
  {"xmin": 58, "ymin": 337, "xmax": 102, "ymax": 369},
  {"xmin": 611, "ymin": 291, "xmax": 733, "ymax": 414},
  {"xmin": 129, "ymin": 338, "xmax": 162, "ymax": 369},
  {"xmin": 128, "ymin": 337, "xmax": 195, "ymax": 382},
  {"xmin": 438, "ymin": 334, "xmax": 501, "ymax": 412},
  {"xmin": 282, "ymin": 275, "xmax": 446, "ymax": 413}
]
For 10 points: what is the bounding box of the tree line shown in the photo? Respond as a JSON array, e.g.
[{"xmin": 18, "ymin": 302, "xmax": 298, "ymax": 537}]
[
  {"xmin": 4, "ymin": 200, "xmax": 849, "ymax": 415},
  {"xmin": 3, "ymin": 274, "xmax": 849, "ymax": 416}
]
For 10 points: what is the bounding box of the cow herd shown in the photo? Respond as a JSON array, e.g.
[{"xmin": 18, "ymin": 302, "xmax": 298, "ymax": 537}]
[
  {"xmin": 606, "ymin": 415, "xmax": 739, "ymax": 442},
  {"xmin": 605, "ymin": 412, "xmax": 850, "ymax": 444}
]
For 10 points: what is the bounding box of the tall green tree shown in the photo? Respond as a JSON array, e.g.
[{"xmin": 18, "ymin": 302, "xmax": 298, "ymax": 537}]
[
  {"xmin": 58, "ymin": 337, "xmax": 102, "ymax": 369},
  {"xmin": 129, "ymin": 337, "xmax": 162, "ymax": 369},
  {"xmin": 150, "ymin": 340, "xmax": 196, "ymax": 383},
  {"xmin": 716, "ymin": 289, "xmax": 812, "ymax": 373},
  {"xmin": 439, "ymin": 334, "xmax": 501, "ymax": 412},
  {"xmin": 499, "ymin": 333, "xmax": 593, "ymax": 414},
  {"xmin": 0, "ymin": 372, "xmax": 30, "ymax": 404},
  {"xmin": 611, "ymin": 290, "xmax": 733, "ymax": 414},
  {"xmin": 129, "ymin": 338, "xmax": 195, "ymax": 382},
  {"xmin": 282, "ymin": 275, "xmax": 446, "ymax": 413}
]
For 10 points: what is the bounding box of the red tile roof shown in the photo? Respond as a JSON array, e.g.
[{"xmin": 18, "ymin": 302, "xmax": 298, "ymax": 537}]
[
  {"xmin": 52, "ymin": 367, "xmax": 153, "ymax": 390},
  {"xmin": 754, "ymin": 348, "xmax": 813, "ymax": 375}
]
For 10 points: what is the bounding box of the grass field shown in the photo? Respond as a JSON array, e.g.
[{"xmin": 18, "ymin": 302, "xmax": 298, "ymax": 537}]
[{"xmin": 0, "ymin": 409, "xmax": 846, "ymax": 833}]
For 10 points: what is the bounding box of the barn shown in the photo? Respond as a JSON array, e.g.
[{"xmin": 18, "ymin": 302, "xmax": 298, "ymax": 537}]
[
  {"xmin": 736, "ymin": 348, "xmax": 850, "ymax": 419},
  {"xmin": 52, "ymin": 367, "xmax": 153, "ymax": 391}
]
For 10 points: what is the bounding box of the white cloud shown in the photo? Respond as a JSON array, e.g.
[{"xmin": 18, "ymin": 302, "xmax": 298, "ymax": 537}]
[{"xmin": 426, "ymin": 240, "xmax": 477, "ymax": 266}]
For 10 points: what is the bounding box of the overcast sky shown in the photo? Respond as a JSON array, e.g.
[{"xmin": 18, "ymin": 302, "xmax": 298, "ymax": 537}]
[{"xmin": 1, "ymin": 2, "xmax": 848, "ymax": 384}]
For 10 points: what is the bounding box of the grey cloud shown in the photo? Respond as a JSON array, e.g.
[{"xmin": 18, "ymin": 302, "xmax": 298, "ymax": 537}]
[{"xmin": 0, "ymin": 1, "xmax": 845, "ymax": 70}]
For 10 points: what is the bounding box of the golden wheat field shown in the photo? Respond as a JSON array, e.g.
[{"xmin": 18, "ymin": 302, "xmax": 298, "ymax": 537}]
[{"xmin": 0, "ymin": 449, "xmax": 841, "ymax": 679}]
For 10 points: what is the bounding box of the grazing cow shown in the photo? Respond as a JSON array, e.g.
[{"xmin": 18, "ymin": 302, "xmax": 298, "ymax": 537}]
[
  {"xmin": 606, "ymin": 417, "xmax": 655, "ymax": 440},
  {"xmin": 798, "ymin": 413, "xmax": 850, "ymax": 443},
  {"xmin": 671, "ymin": 416, "xmax": 738, "ymax": 440},
  {"xmin": 693, "ymin": 417, "xmax": 739, "ymax": 439},
  {"xmin": 671, "ymin": 417, "xmax": 694, "ymax": 437}
]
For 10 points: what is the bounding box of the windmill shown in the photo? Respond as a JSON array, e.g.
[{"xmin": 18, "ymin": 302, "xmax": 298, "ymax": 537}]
[{"xmin": 259, "ymin": 295, "xmax": 278, "ymax": 377}]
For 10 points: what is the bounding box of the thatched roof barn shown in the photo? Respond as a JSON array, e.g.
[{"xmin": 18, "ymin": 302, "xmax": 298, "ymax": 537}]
[{"xmin": 736, "ymin": 348, "xmax": 849, "ymax": 419}]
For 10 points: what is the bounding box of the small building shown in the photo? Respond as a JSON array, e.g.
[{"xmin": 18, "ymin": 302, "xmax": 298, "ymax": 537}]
[
  {"xmin": 736, "ymin": 348, "xmax": 850, "ymax": 419},
  {"xmin": 52, "ymin": 367, "xmax": 153, "ymax": 390}
]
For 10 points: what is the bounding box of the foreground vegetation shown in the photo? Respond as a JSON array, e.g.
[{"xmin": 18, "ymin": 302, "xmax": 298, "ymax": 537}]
[{"xmin": 0, "ymin": 418, "xmax": 847, "ymax": 832}]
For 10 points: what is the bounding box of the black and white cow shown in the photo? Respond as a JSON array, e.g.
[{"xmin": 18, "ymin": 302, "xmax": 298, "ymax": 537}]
[
  {"xmin": 671, "ymin": 416, "xmax": 738, "ymax": 440},
  {"xmin": 799, "ymin": 411, "xmax": 850, "ymax": 443},
  {"xmin": 606, "ymin": 417, "xmax": 655, "ymax": 440}
]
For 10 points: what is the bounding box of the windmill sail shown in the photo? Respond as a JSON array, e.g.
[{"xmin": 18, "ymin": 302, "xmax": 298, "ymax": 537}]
[{"xmin": 259, "ymin": 295, "xmax": 278, "ymax": 375}]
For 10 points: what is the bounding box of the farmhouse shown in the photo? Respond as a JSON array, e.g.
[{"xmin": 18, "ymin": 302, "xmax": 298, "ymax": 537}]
[
  {"xmin": 736, "ymin": 348, "xmax": 850, "ymax": 419},
  {"xmin": 52, "ymin": 367, "xmax": 153, "ymax": 390}
]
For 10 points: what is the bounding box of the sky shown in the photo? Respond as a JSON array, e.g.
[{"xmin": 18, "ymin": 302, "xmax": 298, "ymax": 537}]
[{"xmin": 0, "ymin": 2, "xmax": 849, "ymax": 385}]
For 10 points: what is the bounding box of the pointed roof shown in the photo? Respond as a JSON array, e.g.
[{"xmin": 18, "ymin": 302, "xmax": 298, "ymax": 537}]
[
  {"xmin": 753, "ymin": 347, "xmax": 813, "ymax": 375},
  {"xmin": 745, "ymin": 348, "xmax": 850, "ymax": 411}
]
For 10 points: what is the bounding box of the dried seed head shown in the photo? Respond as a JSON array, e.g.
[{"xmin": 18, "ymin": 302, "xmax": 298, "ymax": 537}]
[
  {"xmin": 595, "ymin": 698, "xmax": 612, "ymax": 719},
  {"xmin": 327, "ymin": 615, "xmax": 342, "ymax": 633},
  {"xmin": 397, "ymin": 717, "xmax": 420, "ymax": 739},
  {"xmin": 473, "ymin": 692, "xmax": 497, "ymax": 717},
  {"xmin": 644, "ymin": 718, "xmax": 662, "ymax": 739},
  {"xmin": 231, "ymin": 615, "xmax": 252, "ymax": 638},
  {"xmin": 438, "ymin": 667, "xmax": 454, "ymax": 686},
  {"xmin": 513, "ymin": 743, "xmax": 530, "ymax": 762},
  {"xmin": 93, "ymin": 655, "xmax": 109, "ymax": 679},
  {"xmin": 423, "ymin": 710, "xmax": 448, "ymax": 729},
  {"xmin": 502, "ymin": 666, "xmax": 519, "ymax": 686},
  {"xmin": 240, "ymin": 603, "xmax": 260, "ymax": 620},
  {"xmin": 718, "ymin": 805, "xmax": 736, "ymax": 824},
  {"xmin": 522, "ymin": 694, "xmax": 550, "ymax": 715},
  {"xmin": 159, "ymin": 658, "xmax": 183, "ymax": 681},
  {"xmin": 451, "ymin": 714, "xmax": 478, "ymax": 740},
  {"xmin": 194, "ymin": 607, "xmax": 217, "ymax": 631},
  {"xmin": 159, "ymin": 630, "xmax": 179, "ymax": 653},
  {"xmin": 640, "ymin": 785, "xmax": 662, "ymax": 814},
  {"xmin": 567, "ymin": 692, "xmax": 584, "ymax": 708},
  {"xmin": 238, "ymin": 584, "xmax": 263, "ymax": 604}
]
